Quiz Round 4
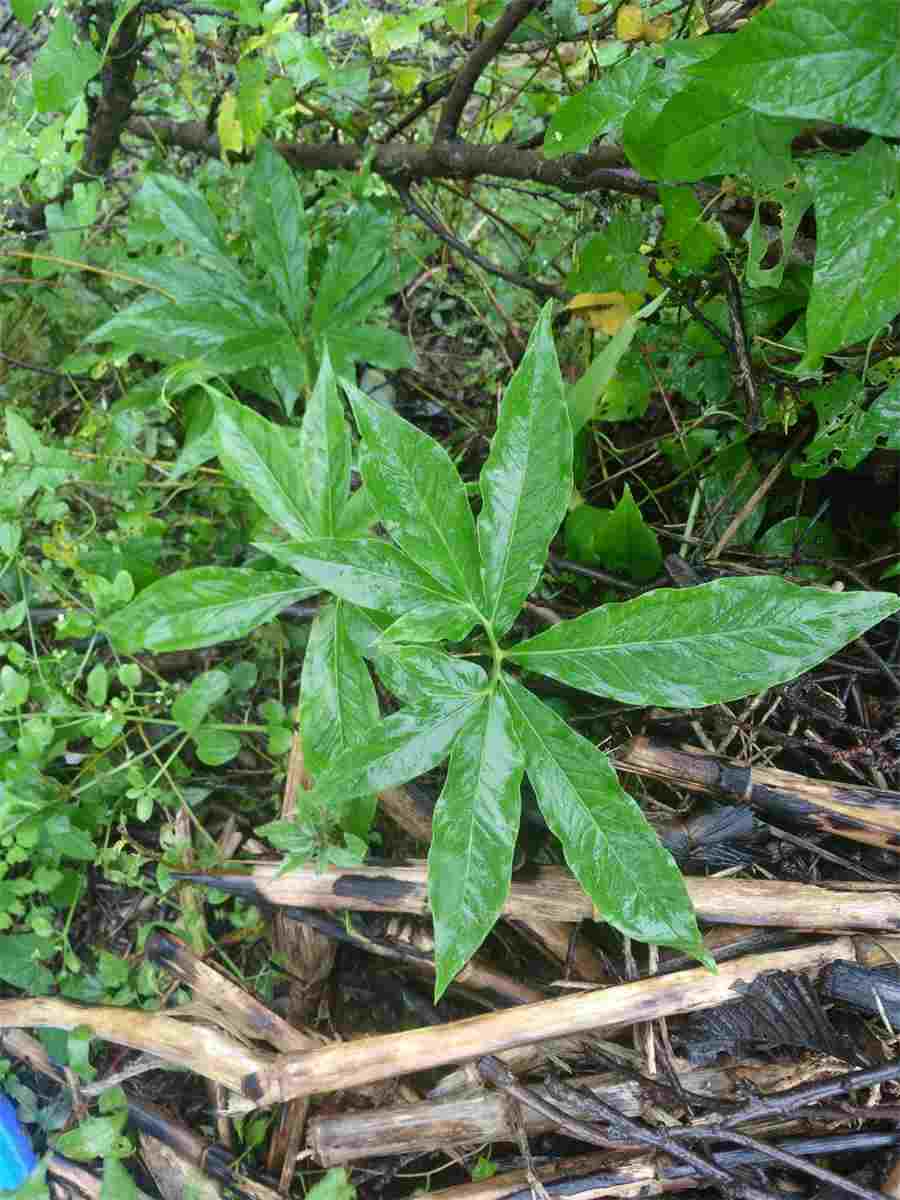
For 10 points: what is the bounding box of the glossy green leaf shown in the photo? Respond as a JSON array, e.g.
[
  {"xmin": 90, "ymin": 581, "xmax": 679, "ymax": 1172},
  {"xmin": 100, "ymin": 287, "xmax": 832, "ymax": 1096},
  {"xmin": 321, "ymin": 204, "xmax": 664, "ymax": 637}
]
[
  {"xmin": 794, "ymin": 376, "xmax": 900, "ymax": 478},
  {"xmin": 543, "ymin": 51, "xmax": 654, "ymax": 157},
  {"xmin": 311, "ymin": 205, "xmax": 417, "ymax": 336},
  {"xmin": 307, "ymin": 698, "xmax": 480, "ymax": 831},
  {"xmin": 802, "ymin": 139, "xmax": 900, "ymax": 367},
  {"xmin": 564, "ymin": 485, "xmax": 662, "ymax": 583},
  {"xmin": 756, "ymin": 516, "xmax": 839, "ymax": 581},
  {"xmin": 172, "ymin": 670, "xmax": 230, "ymax": 732},
  {"xmin": 300, "ymin": 601, "xmax": 380, "ymax": 834},
  {"xmin": 660, "ymin": 187, "xmax": 723, "ymax": 271},
  {"xmin": 374, "ymin": 645, "xmax": 488, "ymax": 706},
  {"xmin": 644, "ymin": 81, "xmax": 804, "ymax": 185},
  {"xmin": 622, "ymin": 40, "xmax": 725, "ymax": 177},
  {"xmin": 689, "ymin": 0, "xmax": 900, "ymax": 137},
  {"xmin": 327, "ymin": 325, "xmax": 415, "ymax": 375},
  {"xmin": 257, "ymin": 538, "xmax": 477, "ymax": 641},
  {"xmin": 567, "ymin": 216, "xmax": 648, "ymax": 294},
  {"xmin": 246, "ymin": 139, "xmax": 309, "ymax": 326},
  {"xmin": 103, "ymin": 568, "xmax": 314, "ymax": 654},
  {"xmin": 302, "ymin": 349, "xmax": 351, "ymax": 538},
  {"xmin": 214, "ymin": 398, "xmax": 311, "ymax": 540},
  {"xmin": 502, "ymin": 677, "xmax": 708, "ymax": 962},
  {"xmin": 477, "ymin": 303, "xmax": 573, "ymax": 637},
  {"xmin": 344, "ymin": 380, "xmax": 483, "ymax": 608},
  {"xmin": 194, "ymin": 729, "xmax": 242, "ymax": 765},
  {"xmin": 137, "ymin": 175, "xmax": 234, "ymax": 270},
  {"xmin": 567, "ymin": 292, "xmax": 667, "ymax": 432},
  {"xmin": 430, "ymin": 690, "xmax": 524, "ymax": 998},
  {"xmin": 335, "ymin": 486, "xmax": 375, "ymax": 538},
  {"xmin": 508, "ymin": 576, "xmax": 900, "ymax": 707},
  {"xmin": 32, "ymin": 13, "xmax": 100, "ymax": 112}
]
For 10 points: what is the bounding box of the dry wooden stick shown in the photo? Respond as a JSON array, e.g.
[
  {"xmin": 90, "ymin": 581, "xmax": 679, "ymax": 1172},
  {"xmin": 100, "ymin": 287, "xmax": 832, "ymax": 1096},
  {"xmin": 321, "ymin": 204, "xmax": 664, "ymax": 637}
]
[
  {"xmin": 307, "ymin": 1056, "xmax": 838, "ymax": 1166},
  {"xmin": 145, "ymin": 929, "xmax": 318, "ymax": 1055},
  {"xmin": 0, "ymin": 997, "xmax": 272, "ymax": 1093},
  {"xmin": 617, "ymin": 736, "xmax": 900, "ymax": 852},
  {"xmin": 175, "ymin": 859, "xmax": 900, "ymax": 930},
  {"xmin": 266, "ymin": 730, "xmax": 332, "ymax": 1189},
  {"xmin": 241, "ymin": 937, "xmax": 853, "ymax": 1106}
]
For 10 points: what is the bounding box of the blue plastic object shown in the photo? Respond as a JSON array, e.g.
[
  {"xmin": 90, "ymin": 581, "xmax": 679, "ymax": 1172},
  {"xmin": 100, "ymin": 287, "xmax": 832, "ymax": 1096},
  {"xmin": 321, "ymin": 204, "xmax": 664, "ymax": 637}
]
[{"xmin": 0, "ymin": 1093, "xmax": 36, "ymax": 1192}]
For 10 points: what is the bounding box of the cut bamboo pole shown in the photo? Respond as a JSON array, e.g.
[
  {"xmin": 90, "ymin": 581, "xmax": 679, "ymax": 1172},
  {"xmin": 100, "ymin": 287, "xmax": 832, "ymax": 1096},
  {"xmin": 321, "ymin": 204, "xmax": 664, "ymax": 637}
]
[
  {"xmin": 308, "ymin": 1056, "xmax": 837, "ymax": 1165},
  {"xmin": 242, "ymin": 937, "xmax": 853, "ymax": 1106},
  {"xmin": 0, "ymin": 997, "xmax": 272, "ymax": 1093},
  {"xmin": 617, "ymin": 736, "xmax": 900, "ymax": 851},
  {"xmin": 175, "ymin": 860, "xmax": 900, "ymax": 931}
]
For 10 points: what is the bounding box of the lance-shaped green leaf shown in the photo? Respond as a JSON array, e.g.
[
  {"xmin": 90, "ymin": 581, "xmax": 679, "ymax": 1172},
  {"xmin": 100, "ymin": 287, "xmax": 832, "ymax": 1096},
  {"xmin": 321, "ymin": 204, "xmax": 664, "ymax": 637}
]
[
  {"xmin": 508, "ymin": 576, "xmax": 900, "ymax": 708},
  {"xmin": 301, "ymin": 349, "xmax": 351, "ymax": 537},
  {"xmin": 246, "ymin": 139, "xmax": 308, "ymax": 327},
  {"xmin": 256, "ymin": 538, "xmax": 478, "ymax": 642},
  {"xmin": 430, "ymin": 689, "xmax": 524, "ymax": 999},
  {"xmin": 343, "ymin": 379, "xmax": 483, "ymax": 608},
  {"xmin": 477, "ymin": 303, "xmax": 573, "ymax": 638},
  {"xmin": 502, "ymin": 677, "xmax": 708, "ymax": 962},
  {"xmin": 374, "ymin": 646, "xmax": 488, "ymax": 706},
  {"xmin": 103, "ymin": 568, "xmax": 315, "ymax": 654},
  {"xmin": 214, "ymin": 399, "xmax": 310, "ymax": 539},
  {"xmin": 307, "ymin": 698, "xmax": 481, "ymax": 832},
  {"xmin": 301, "ymin": 601, "xmax": 380, "ymax": 836}
]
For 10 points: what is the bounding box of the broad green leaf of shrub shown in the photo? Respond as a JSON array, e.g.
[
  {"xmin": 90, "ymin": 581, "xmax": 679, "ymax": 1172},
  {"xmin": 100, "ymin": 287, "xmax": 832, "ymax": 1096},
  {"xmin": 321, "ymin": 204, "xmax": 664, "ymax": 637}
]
[
  {"xmin": 300, "ymin": 601, "xmax": 380, "ymax": 835},
  {"xmin": 172, "ymin": 670, "xmax": 230, "ymax": 733},
  {"xmin": 642, "ymin": 81, "xmax": 805, "ymax": 185},
  {"xmin": 700, "ymin": 443, "xmax": 766, "ymax": 544},
  {"xmin": 621, "ymin": 39, "xmax": 727, "ymax": 177},
  {"xmin": 689, "ymin": 0, "xmax": 900, "ymax": 138},
  {"xmin": 430, "ymin": 689, "xmax": 523, "ymax": 997},
  {"xmin": 137, "ymin": 175, "xmax": 236, "ymax": 271},
  {"xmin": 147, "ymin": 303, "xmax": 899, "ymax": 998},
  {"xmin": 567, "ymin": 216, "xmax": 648, "ymax": 294},
  {"xmin": 801, "ymin": 139, "xmax": 900, "ymax": 368},
  {"xmin": 214, "ymin": 396, "xmax": 312, "ymax": 539},
  {"xmin": 508, "ymin": 576, "xmax": 899, "ymax": 707},
  {"xmin": 477, "ymin": 305, "xmax": 572, "ymax": 638},
  {"xmin": 793, "ymin": 375, "xmax": 900, "ymax": 478},
  {"xmin": 565, "ymin": 485, "xmax": 662, "ymax": 583},
  {"xmin": 103, "ymin": 568, "xmax": 315, "ymax": 653},
  {"xmin": 247, "ymin": 139, "xmax": 309, "ymax": 326},
  {"xmin": 32, "ymin": 13, "xmax": 101, "ymax": 113},
  {"xmin": 344, "ymin": 378, "xmax": 483, "ymax": 608},
  {"xmin": 503, "ymin": 677, "xmax": 707, "ymax": 961},
  {"xmin": 301, "ymin": 348, "xmax": 351, "ymax": 539},
  {"xmin": 543, "ymin": 50, "xmax": 655, "ymax": 157}
]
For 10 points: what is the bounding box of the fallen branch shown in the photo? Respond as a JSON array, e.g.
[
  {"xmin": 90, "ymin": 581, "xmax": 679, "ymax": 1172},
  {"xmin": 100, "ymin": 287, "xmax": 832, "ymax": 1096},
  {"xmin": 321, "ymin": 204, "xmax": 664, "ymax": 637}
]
[
  {"xmin": 241, "ymin": 937, "xmax": 852, "ymax": 1105},
  {"xmin": 308, "ymin": 1056, "xmax": 837, "ymax": 1165},
  {"xmin": 174, "ymin": 860, "xmax": 900, "ymax": 930},
  {"xmin": 617, "ymin": 736, "xmax": 900, "ymax": 851},
  {"xmin": 0, "ymin": 997, "xmax": 271, "ymax": 1093}
]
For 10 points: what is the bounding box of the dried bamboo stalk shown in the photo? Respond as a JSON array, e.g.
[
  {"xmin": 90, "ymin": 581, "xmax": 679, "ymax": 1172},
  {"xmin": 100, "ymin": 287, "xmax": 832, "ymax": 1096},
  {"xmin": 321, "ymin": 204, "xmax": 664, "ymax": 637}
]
[
  {"xmin": 0, "ymin": 997, "xmax": 271, "ymax": 1092},
  {"xmin": 145, "ymin": 929, "xmax": 317, "ymax": 1054},
  {"xmin": 617, "ymin": 736, "xmax": 900, "ymax": 851},
  {"xmin": 175, "ymin": 860, "xmax": 900, "ymax": 930},
  {"xmin": 242, "ymin": 937, "xmax": 853, "ymax": 1106},
  {"xmin": 308, "ymin": 1056, "xmax": 837, "ymax": 1165}
]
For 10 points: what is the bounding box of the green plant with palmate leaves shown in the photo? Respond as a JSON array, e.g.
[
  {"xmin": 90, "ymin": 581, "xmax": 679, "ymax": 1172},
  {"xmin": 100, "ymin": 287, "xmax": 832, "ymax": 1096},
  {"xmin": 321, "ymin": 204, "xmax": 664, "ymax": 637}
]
[{"xmin": 105, "ymin": 305, "xmax": 899, "ymax": 998}]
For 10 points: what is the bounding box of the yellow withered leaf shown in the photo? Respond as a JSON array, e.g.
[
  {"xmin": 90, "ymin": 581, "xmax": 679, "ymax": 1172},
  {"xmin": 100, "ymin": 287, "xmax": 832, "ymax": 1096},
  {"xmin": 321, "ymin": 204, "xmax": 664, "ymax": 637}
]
[
  {"xmin": 643, "ymin": 14, "xmax": 672, "ymax": 41},
  {"xmin": 616, "ymin": 4, "xmax": 644, "ymax": 41},
  {"xmin": 217, "ymin": 92, "xmax": 243, "ymax": 161}
]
